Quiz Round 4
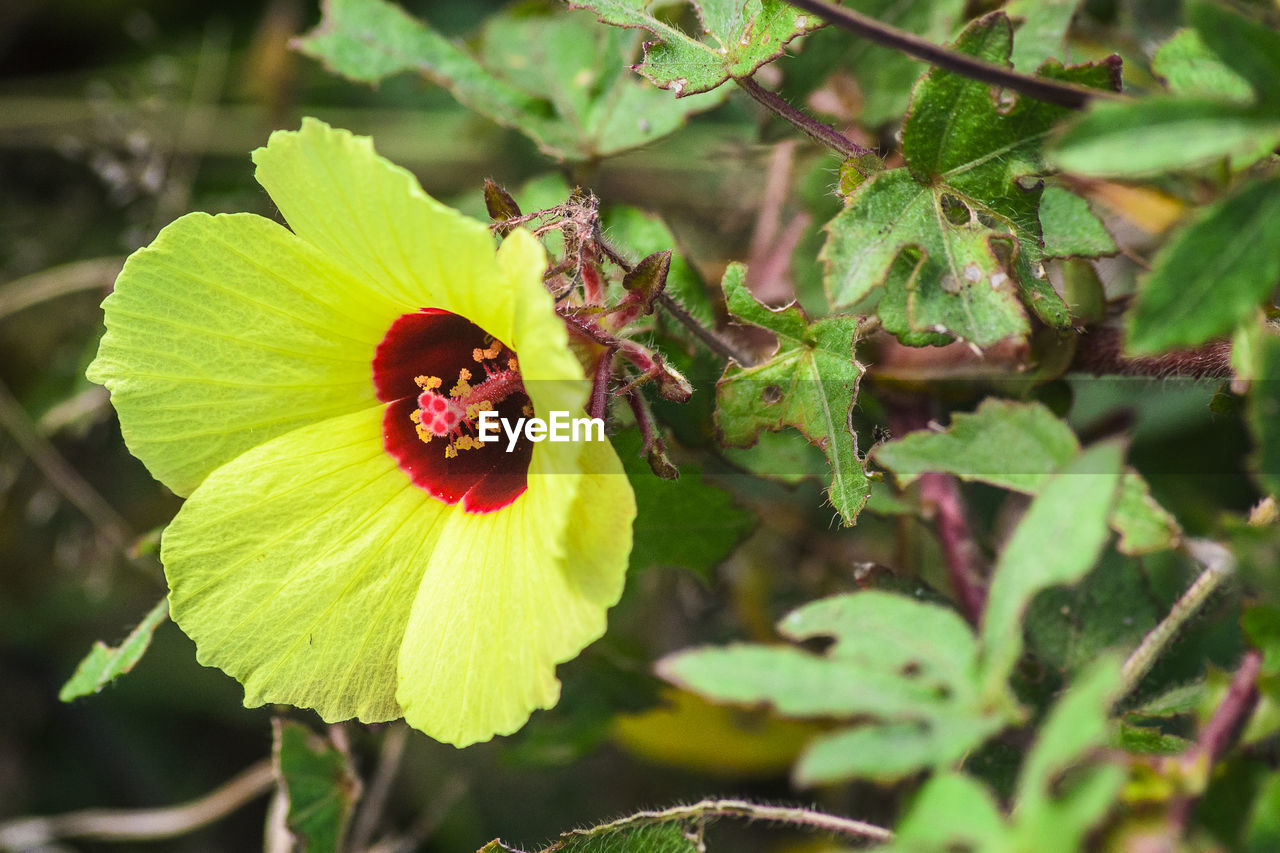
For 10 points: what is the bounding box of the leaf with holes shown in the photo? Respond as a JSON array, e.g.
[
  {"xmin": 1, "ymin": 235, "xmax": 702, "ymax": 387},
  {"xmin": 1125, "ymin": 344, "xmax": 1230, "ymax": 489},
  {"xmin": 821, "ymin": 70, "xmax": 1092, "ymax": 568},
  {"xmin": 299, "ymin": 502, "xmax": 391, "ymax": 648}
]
[
  {"xmin": 822, "ymin": 12, "xmax": 1119, "ymax": 347},
  {"xmin": 568, "ymin": 0, "xmax": 823, "ymax": 96},
  {"xmin": 715, "ymin": 263, "xmax": 871, "ymax": 525},
  {"xmin": 296, "ymin": 0, "xmax": 722, "ymax": 160}
]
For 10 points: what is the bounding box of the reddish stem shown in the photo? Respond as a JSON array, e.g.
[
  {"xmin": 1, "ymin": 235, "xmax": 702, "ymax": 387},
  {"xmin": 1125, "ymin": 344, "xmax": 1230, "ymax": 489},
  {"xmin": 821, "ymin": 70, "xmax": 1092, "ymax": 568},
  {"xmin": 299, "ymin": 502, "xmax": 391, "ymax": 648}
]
[
  {"xmin": 918, "ymin": 472, "xmax": 986, "ymax": 626},
  {"xmin": 589, "ymin": 347, "xmax": 616, "ymax": 422}
]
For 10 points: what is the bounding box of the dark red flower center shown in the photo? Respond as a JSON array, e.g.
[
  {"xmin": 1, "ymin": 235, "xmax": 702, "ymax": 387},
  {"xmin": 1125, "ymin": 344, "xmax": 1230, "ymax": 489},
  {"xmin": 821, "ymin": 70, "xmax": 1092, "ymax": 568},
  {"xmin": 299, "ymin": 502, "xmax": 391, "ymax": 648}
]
[{"xmin": 373, "ymin": 309, "xmax": 532, "ymax": 513}]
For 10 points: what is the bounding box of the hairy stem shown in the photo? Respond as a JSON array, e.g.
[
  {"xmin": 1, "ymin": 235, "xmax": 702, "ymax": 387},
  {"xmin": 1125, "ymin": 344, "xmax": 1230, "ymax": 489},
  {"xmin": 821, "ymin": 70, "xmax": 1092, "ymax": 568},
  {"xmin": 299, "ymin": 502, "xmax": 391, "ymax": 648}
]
[
  {"xmin": 555, "ymin": 798, "xmax": 891, "ymax": 846},
  {"xmin": 655, "ymin": 292, "xmax": 757, "ymax": 366},
  {"xmin": 1118, "ymin": 540, "xmax": 1235, "ymax": 703},
  {"xmin": 784, "ymin": 0, "xmax": 1121, "ymax": 109},
  {"xmin": 735, "ymin": 76, "xmax": 870, "ymax": 158}
]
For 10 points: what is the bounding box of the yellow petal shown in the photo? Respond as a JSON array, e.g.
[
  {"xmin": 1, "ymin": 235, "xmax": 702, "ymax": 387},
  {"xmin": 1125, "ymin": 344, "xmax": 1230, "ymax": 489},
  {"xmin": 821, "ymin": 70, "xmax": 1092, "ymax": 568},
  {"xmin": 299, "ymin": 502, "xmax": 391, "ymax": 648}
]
[{"xmin": 163, "ymin": 405, "xmax": 452, "ymax": 723}]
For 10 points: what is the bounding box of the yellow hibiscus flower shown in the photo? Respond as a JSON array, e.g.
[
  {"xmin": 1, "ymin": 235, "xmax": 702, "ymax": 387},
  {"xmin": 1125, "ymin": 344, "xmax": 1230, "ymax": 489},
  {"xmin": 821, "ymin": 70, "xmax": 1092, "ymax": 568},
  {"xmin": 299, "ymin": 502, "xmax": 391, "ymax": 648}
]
[{"xmin": 87, "ymin": 118, "xmax": 635, "ymax": 746}]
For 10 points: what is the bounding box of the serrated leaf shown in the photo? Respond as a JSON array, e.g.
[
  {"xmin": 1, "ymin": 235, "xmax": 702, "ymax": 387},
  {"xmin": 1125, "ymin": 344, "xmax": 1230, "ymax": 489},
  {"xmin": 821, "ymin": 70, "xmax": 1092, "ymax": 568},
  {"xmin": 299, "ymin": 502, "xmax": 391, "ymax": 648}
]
[
  {"xmin": 659, "ymin": 591, "xmax": 1007, "ymax": 784},
  {"xmin": 1125, "ymin": 176, "xmax": 1280, "ymax": 355},
  {"xmin": 1153, "ymin": 29, "xmax": 1253, "ymax": 103},
  {"xmin": 715, "ymin": 263, "xmax": 871, "ymax": 524},
  {"xmin": 58, "ymin": 598, "xmax": 169, "ymax": 702},
  {"xmin": 273, "ymin": 719, "xmax": 361, "ymax": 853},
  {"xmin": 823, "ymin": 13, "xmax": 1115, "ymax": 346},
  {"xmin": 296, "ymin": 0, "xmax": 721, "ymax": 160},
  {"xmin": 1039, "ymin": 186, "xmax": 1116, "ymax": 258},
  {"xmin": 871, "ymin": 398, "xmax": 1181, "ymax": 554},
  {"xmin": 614, "ymin": 430, "xmax": 753, "ymax": 579},
  {"xmin": 568, "ymin": 0, "xmax": 823, "ymax": 96},
  {"xmin": 980, "ymin": 442, "xmax": 1123, "ymax": 688}
]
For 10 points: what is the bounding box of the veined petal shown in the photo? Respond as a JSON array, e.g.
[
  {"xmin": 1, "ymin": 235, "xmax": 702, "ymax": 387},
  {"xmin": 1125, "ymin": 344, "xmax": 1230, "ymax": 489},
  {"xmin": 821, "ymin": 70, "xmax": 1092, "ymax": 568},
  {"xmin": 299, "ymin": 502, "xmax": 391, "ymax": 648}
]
[
  {"xmin": 87, "ymin": 212, "xmax": 406, "ymax": 496},
  {"xmin": 397, "ymin": 437, "xmax": 635, "ymax": 745},
  {"xmin": 162, "ymin": 405, "xmax": 453, "ymax": 723},
  {"xmin": 252, "ymin": 119, "xmax": 521, "ymax": 346}
]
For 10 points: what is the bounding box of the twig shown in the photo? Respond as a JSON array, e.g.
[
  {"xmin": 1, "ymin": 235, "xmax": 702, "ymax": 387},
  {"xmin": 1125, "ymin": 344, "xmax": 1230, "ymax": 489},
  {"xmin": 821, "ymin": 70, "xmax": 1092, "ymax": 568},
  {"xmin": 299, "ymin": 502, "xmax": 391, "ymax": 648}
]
[
  {"xmin": 0, "ymin": 378, "xmax": 135, "ymax": 556},
  {"xmin": 655, "ymin": 292, "xmax": 757, "ymax": 366},
  {"xmin": 918, "ymin": 472, "xmax": 986, "ymax": 625},
  {"xmin": 735, "ymin": 76, "xmax": 870, "ymax": 158},
  {"xmin": 0, "ymin": 760, "xmax": 275, "ymax": 847},
  {"xmin": 784, "ymin": 0, "xmax": 1121, "ymax": 110},
  {"xmin": 1118, "ymin": 539, "xmax": 1235, "ymax": 703},
  {"xmin": 555, "ymin": 798, "xmax": 891, "ymax": 845},
  {"xmin": 348, "ymin": 723, "xmax": 410, "ymax": 853},
  {"xmin": 1070, "ymin": 326, "xmax": 1233, "ymax": 379},
  {"xmin": 0, "ymin": 257, "xmax": 123, "ymax": 321}
]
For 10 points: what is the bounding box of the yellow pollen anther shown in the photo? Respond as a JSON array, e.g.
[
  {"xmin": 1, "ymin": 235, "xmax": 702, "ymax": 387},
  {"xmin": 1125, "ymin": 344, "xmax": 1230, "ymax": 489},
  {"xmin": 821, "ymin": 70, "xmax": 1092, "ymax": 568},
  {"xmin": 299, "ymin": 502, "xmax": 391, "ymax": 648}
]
[
  {"xmin": 473, "ymin": 341, "xmax": 503, "ymax": 362},
  {"xmin": 522, "ymin": 403, "xmax": 534, "ymax": 417},
  {"xmin": 415, "ymin": 375, "xmax": 443, "ymax": 391},
  {"xmin": 450, "ymin": 368, "xmax": 473, "ymax": 398},
  {"xmin": 466, "ymin": 400, "xmax": 493, "ymax": 420},
  {"xmin": 507, "ymin": 357, "xmax": 518, "ymax": 372}
]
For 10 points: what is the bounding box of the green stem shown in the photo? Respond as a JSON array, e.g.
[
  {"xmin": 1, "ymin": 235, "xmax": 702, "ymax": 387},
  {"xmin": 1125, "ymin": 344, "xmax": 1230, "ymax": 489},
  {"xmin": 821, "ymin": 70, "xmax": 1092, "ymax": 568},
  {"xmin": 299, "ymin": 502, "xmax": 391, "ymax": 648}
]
[{"xmin": 1117, "ymin": 539, "xmax": 1235, "ymax": 702}]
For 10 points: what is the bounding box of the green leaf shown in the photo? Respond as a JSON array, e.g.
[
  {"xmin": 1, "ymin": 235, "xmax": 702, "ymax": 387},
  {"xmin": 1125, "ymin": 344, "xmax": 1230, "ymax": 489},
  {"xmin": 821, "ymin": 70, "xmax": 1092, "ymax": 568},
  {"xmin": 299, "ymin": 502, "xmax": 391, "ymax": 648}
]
[
  {"xmin": 885, "ymin": 660, "xmax": 1123, "ymax": 853},
  {"xmin": 1187, "ymin": 0, "xmax": 1280, "ymax": 112},
  {"xmin": 567, "ymin": 0, "xmax": 823, "ymax": 96},
  {"xmin": 1153, "ymin": 29, "xmax": 1253, "ymax": 103},
  {"xmin": 1248, "ymin": 332, "xmax": 1280, "ymax": 498},
  {"xmin": 715, "ymin": 263, "xmax": 871, "ymax": 525},
  {"xmin": 871, "ymin": 398, "xmax": 1181, "ymax": 554},
  {"xmin": 1125, "ymin": 176, "xmax": 1280, "ymax": 355},
  {"xmin": 1245, "ymin": 771, "xmax": 1280, "ymax": 853},
  {"xmin": 659, "ymin": 591, "xmax": 1007, "ymax": 784},
  {"xmin": 58, "ymin": 598, "xmax": 169, "ymax": 702},
  {"xmin": 1048, "ymin": 98, "xmax": 1280, "ymax": 177},
  {"xmin": 1039, "ymin": 186, "xmax": 1116, "ymax": 258},
  {"xmin": 1024, "ymin": 550, "xmax": 1159, "ymax": 676},
  {"xmin": 1010, "ymin": 657, "xmax": 1126, "ymax": 853},
  {"xmin": 1006, "ymin": 0, "xmax": 1081, "ymax": 73},
  {"xmin": 296, "ymin": 0, "xmax": 722, "ymax": 160},
  {"xmin": 614, "ymin": 430, "xmax": 753, "ymax": 579},
  {"xmin": 273, "ymin": 719, "xmax": 361, "ymax": 853},
  {"xmin": 980, "ymin": 442, "xmax": 1123, "ymax": 687},
  {"xmin": 891, "ymin": 772, "xmax": 1008, "ymax": 851},
  {"xmin": 823, "ymin": 14, "xmax": 1115, "ymax": 346}
]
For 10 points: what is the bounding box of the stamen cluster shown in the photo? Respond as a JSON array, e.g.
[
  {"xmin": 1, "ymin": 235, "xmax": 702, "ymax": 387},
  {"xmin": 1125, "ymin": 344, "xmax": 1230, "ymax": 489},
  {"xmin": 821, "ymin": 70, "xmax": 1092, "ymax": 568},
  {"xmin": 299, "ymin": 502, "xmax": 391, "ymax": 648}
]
[{"xmin": 409, "ymin": 340, "xmax": 527, "ymax": 458}]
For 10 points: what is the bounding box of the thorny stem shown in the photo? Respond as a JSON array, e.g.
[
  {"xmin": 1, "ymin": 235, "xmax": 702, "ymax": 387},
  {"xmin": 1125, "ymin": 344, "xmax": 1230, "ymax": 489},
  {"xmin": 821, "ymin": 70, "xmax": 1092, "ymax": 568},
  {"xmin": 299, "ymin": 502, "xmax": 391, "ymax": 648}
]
[
  {"xmin": 1118, "ymin": 539, "xmax": 1235, "ymax": 704},
  {"xmin": 624, "ymin": 384, "xmax": 676, "ymax": 479},
  {"xmin": 734, "ymin": 76, "xmax": 870, "ymax": 159},
  {"xmin": 784, "ymin": 0, "xmax": 1122, "ymax": 110},
  {"xmin": 0, "ymin": 760, "xmax": 275, "ymax": 847},
  {"xmin": 918, "ymin": 472, "xmax": 986, "ymax": 626},
  {"xmin": 542, "ymin": 798, "xmax": 891, "ymax": 848}
]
